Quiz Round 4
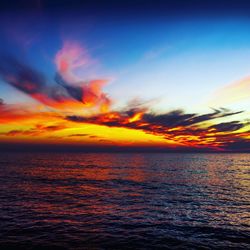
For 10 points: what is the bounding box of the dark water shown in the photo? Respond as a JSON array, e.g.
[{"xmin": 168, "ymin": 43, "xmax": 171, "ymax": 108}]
[{"xmin": 0, "ymin": 153, "xmax": 249, "ymax": 249}]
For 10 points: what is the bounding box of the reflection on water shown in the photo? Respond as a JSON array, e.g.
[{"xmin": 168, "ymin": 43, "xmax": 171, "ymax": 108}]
[{"xmin": 0, "ymin": 153, "xmax": 249, "ymax": 249}]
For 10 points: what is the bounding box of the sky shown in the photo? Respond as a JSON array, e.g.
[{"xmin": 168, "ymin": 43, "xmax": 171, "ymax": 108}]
[{"xmin": 1, "ymin": 0, "xmax": 250, "ymax": 152}]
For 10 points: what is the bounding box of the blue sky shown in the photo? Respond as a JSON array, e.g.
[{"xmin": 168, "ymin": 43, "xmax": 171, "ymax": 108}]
[
  {"xmin": 1, "ymin": 2, "xmax": 250, "ymax": 113},
  {"xmin": 2, "ymin": 1, "xmax": 250, "ymax": 151}
]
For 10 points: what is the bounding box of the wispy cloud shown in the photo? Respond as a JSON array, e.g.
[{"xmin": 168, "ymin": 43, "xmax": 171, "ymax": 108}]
[
  {"xmin": 0, "ymin": 124, "xmax": 67, "ymax": 137},
  {"xmin": 65, "ymin": 107, "xmax": 248, "ymax": 150},
  {"xmin": 1, "ymin": 41, "xmax": 250, "ymax": 151},
  {"xmin": 0, "ymin": 41, "xmax": 111, "ymax": 112},
  {"xmin": 208, "ymin": 76, "xmax": 250, "ymax": 106}
]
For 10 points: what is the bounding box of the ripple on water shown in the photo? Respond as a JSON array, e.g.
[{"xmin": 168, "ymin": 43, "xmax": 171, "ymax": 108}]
[{"xmin": 0, "ymin": 153, "xmax": 249, "ymax": 249}]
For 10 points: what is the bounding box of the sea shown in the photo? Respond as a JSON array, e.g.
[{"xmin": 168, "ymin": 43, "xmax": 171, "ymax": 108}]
[{"xmin": 0, "ymin": 153, "xmax": 249, "ymax": 249}]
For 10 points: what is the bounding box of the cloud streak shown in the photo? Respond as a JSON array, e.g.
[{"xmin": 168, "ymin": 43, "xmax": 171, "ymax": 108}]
[
  {"xmin": 0, "ymin": 42, "xmax": 111, "ymax": 112},
  {"xmin": 1, "ymin": 41, "xmax": 250, "ymax": 151},
  {"xmin": 0, "ymin": 55, "xmax": 72, "ymax": 107},
  {"xmin": 208, "ymin": 76, "xmax": 250, "ymax": 106},
  {"xmin": 65, "ymin": 107, "xmax": 248, "ymax": 150},
  {"xmin": 55, "ymin": 41, "xmax": 112, "ymax": 112},
  {"xmin": 0, "ymin": 124, "xmax": 67, "ymax": 137}
]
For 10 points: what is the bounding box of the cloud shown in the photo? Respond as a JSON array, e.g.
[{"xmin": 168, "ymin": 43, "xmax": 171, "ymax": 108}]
[
  {"xmin": 1, "ymin": 124, "xmax": 67, "ymax": 137},
  {"xmin": 68, "ymin": 133, "xmax": 90, "ymax": 137},
  {"xmin": 68, "ymin": 133, "xmax": 101, "ymax": 139},
  {"xmin": 0, "ymin": 42, "xmax": 112, "ymax": 112},
  {"xmin": 55, "ymin": 41, "xmax": 112, "ymax": 112},
  {"xmin": 1, "ymin": 41, "xmax": 250, "ymax": 151},
  {"xmin": 1, "ymin": 129, "xmax": 40, "ymax": 137},
  {"xmin": 35, "ymin": 124, "xmax": 67, "ymax": 131},
  {"xmin": 0, "ymin": 101, "xmax": 63, "ymax": 124},
  {"xmin": 209, "ymin": 121, "xmax": 245, "ymax": 132},
  {"xmin": 0, "ymin": 55, "xmax": 71, "ymax": 107},
  {"xmin": 65, "ymin": 107, "xmax": 248, "ymax": 150},
  {"xmin": 55, "ymin": 73, "xmax": 83, "ymax": 102},
  {"xmin": 208, "ymin": 76, "xmax": 250, "ymax": 106},
  {"xmin": 223, "ymin": 138, "xmax": 250, "ymax": 151},
  {"xmin": 142, "ymin": 109, "xmax": 243, "ymax": 128},
  {"xmin": 55, "ymin": 41, "xmax": 94, "ymax": 81},
  {"xmin": 0, "ymin": 98, "xmax": 4, "ymax": 106},
  {"xmin": 66, "ymin": 107, "xmax": 243, "ymax": 128}
]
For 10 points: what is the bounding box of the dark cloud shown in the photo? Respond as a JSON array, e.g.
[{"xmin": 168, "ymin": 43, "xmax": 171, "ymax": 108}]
[
  {"xmin": 36, "ymin": 124, "xmax": 67, "ymax": 131},
  {"xmin": 68, "ymin": 133, "xmax": 101, "ymax": 139},
  {"xmin": 68, "ymin": 133, "xmax": 90, "ymax": 137},
  {"xmin": 0, "ymin": 55, "xmax": 96, "ymax": 107},
  {"xmin": 66, "ymin": 108, "xmax": 244, "ymax": 129},
  {"xmin": 0, "ymin": 55, "xmax": 249, "ymax": 151},
  {"xmin": 143, "ymin": 109, "xmax": 243, "ymax": 128},
  {"xmin": 66, "ymin": 115, "xmax": 87, "ymax": 123},
  {"xmin": 222, "ymin": 138, "xmax": 250, "ymax": 151},
  {"xmin": 1, "ymin": 124, "xmax": 67, "ymax": 137},
  {"xmin": 143, "ymin": 110, "xmax": 195, "ymax": 127},
  {"xmin": 0, "ymin": 56, "xmax": 44, "ymax": 94},
  {"xmin": 0, "ymin": 129, "xmax": 41, "ymax": 137},
  {"xmin": 65, "ymin": 107, "xmax": 248, "ymax": 150},
  {"xmin": 209, "ymin": 121, "xmax": 244, "ymax": 132},
  {"xmin": 55, "ymin": 73, "xmax": 83, "ymax": 102},
  {"xmin": 0, "ymin": 55, "xmax": 110, "ymax": 110},
  {"xmin": 0, "ymin": 55, "xmax": 69, "ymax": 105}
]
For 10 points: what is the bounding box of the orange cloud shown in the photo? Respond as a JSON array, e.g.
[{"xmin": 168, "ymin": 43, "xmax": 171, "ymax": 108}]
[
  {"xmin": 65, "ymin": 107, "xmax": 249, "ymax": 150},
  {"xmin": 0, "ymin": 42, "xmax": 111, "ymax": 113},
  {"xmin": 55, "ymin": 41, "xmax": 112, "ymax": 112},
  {"xmin": 1, "ymin": 41, "xmax": 250, "ymax": 152}
]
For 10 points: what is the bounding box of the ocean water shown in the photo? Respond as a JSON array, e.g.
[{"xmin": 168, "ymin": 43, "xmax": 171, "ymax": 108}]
[{"xmin": 0, "ymin": 153, "xmax": 249, "ymax": 249}]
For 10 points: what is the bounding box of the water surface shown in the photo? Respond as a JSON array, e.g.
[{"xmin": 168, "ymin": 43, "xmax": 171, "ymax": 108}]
[{"xmin": 0, "ymin": 153, "xmax": 249, "ymax": 249}]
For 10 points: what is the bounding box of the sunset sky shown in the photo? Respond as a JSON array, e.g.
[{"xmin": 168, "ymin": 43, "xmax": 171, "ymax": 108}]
[{"xmin": 1, "ymin": 0, "xmax": 250, "ymax": 151}]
